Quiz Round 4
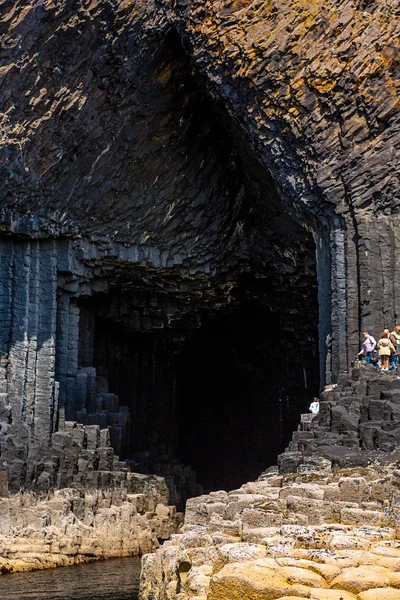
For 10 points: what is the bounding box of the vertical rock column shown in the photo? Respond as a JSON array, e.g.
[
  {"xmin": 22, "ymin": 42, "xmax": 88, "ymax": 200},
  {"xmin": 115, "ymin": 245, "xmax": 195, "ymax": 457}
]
[
  {"xmin": 66, "ymin": 301, "xmax": 80, "ymax": 420},
  {"xmin": 78, "ymin": 305, "xmax": 95, "ymax": 367},
  {"xmin": 55, "ymin": 295, "xmax": 70, "ymax": 429},
  {"xmin": 324, "ymin": 213, "xmax": 400, "ymax": 383},
  {"xmin": 25, "ymin": 241, "xmax": 40, "ymax": 437},
  {"xmin": 315, "ymin": 225, "xmax": 332, "ymax": 386},
  {"xmin": 6, "ymin": 240, "xmax": 32, "ymax": 455},
  {"xmin": 55, "ymin": 296, "xmax": 80, "ymax": 422},
  {"xmin": 0, "ymin": 240, "xmax": 14, "ymax": 410},
  {"xmin": 32, "ymin": 240, "xmax": 57, "ymax": 447},
  {"xmin": 326, "ymin": 217, "xmax": 348, "ymax": 383},
  {"xmin": 0, "ymin": 238, "xmax": 58, "ymax": 460},
  {"xmin": 356, "ymin": 215, "xmax": 397, "ymax": 340},
  {"xmin": 394, "ymin": 214, "xmax": 400, "ymax": 324},
  {"xmin": 344, "ymin": 212, "xmax": 361, "ymax": 368}
]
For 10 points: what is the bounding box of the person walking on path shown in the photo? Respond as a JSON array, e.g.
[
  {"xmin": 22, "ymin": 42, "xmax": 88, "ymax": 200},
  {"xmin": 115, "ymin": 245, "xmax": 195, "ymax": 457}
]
[
  {"xmin": 358, "ymin": 331, "xmax": 377, "ymax": 365},
  {"xmin": 378, "ymin": 331, "xmax": 396, "ymax": 371}
]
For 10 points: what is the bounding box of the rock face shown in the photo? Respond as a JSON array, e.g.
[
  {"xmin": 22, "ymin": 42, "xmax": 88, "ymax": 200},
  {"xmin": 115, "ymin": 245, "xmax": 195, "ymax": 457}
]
[
  {"xmin": 138, "ymin": 370, "xmax": 400, "ymax": 600},
  {"xmin": 1, "ymin": 0, "xmax": 400, "ymax": 576},
  {"xmin": 139, "ymin": 459, "xmax": 400, "ymax": 600},
  {"xmin": 0, "ymin": 0, "xmax": 324, "ymax": 492},
  {"xmin": 166, "ymin": 0, "xmax": 400, "ymax": 381},
  {"xmin": 279, "ymin": 365, "xmax": 400, "ymax": 474},
  {"xmin": 2, "ymin": 0, "xmax": 400, "ymax": 386},
  {"xmin": 0, "ymin": 476, "xmax": 183, "ymax": 574}
]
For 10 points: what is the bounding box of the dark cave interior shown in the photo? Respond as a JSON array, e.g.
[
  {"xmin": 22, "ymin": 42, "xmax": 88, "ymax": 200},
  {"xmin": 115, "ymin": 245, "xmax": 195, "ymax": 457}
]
[
  {"xmin": 176, "ymin": 281, "xmax": 319, "ymax": 492},
  {"xmin": 76, "ymin": 266, "xmax": 320, "ymax": 493}
]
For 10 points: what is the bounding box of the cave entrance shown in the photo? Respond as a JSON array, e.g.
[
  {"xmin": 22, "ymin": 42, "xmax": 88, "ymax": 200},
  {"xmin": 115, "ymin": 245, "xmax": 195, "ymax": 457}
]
[
  {"xmin": 176, "ymin": 272, "xmax": 320, "ymax": 492},
  {"xmin": 77, "ymin": 293, "xmax": 177, "ymax": 467},
  {"xmin": 70, "ymin": 27, "xmax": 321, "ymax": 494},
  {"xmin": 75, "ymin": 245, "xmax": 319, "ymax": 495},
  {"xmin": 92, "ymin": 318, "xmax": 176, "ymax": 463}
]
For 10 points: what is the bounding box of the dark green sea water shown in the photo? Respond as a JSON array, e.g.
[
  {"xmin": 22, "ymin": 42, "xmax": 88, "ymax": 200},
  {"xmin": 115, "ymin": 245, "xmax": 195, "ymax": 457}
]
[{"xmin": 0, "ymin": 557, "xmax": 141, "ymax": 600}]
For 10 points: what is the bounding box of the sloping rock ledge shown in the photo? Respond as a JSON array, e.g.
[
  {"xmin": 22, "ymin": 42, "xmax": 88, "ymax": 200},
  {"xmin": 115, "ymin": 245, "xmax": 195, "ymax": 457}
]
[
  {"xmin": 0, "ymin": 474, "xmax": 182, "ymax": 575},
  {"xmin": 139, "ymin": 368, "xmax": 400, "ymax": 600}
]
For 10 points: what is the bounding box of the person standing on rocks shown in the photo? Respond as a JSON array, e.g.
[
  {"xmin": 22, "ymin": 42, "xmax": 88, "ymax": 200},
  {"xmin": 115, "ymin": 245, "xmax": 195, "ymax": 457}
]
[
  {"xmin": 385, "ymin": 328, "xmax": 399, "ymax": 372},
  {"xmin": 309, "ymin": 397, "xmax": 320, "ymax": 414},
  {"xmin": 358, "ymin": 331, "xmax": 377, "ymax": 365},
  {"xmin": 378, "ymin": 331, "xmax": 396, "ymax": 371},
  {"xmin": 392, "ymin": 325, "xmax": 400, "ymax": 353}
]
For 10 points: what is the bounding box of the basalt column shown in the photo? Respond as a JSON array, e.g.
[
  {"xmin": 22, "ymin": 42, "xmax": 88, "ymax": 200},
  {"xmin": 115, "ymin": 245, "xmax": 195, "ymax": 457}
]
[
  {"xmin": 0, "ymin": 237, "xmax": 58, "ymax": 466},
  {"xmin": 327, "ymin": 212, "xmax": 400, "ymax": 381}
]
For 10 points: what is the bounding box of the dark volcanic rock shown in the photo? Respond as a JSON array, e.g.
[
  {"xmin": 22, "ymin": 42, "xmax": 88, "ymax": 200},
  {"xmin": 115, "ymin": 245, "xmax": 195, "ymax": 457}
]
[
  {"xmin": 279, "ymin": 366, "xmax": 400, "ymax": 473},
  {"xmin": 1, "ymin": 0, "xmax": 400, "ymax": 496}
]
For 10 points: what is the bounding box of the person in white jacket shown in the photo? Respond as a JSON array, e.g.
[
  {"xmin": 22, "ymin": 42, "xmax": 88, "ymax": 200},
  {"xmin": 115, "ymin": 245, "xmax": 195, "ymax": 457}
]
[{"xmin": 309, "ymin": 397, "xmax": 320, "ymax": 414}]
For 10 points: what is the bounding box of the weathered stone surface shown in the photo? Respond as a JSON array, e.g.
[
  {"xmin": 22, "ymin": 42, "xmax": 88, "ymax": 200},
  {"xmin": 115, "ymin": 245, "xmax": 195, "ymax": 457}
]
[
  {"xmin": 279, "ymin": 367, "xmax": 400, "ymax": 474},
  {"xmin": 139, "ymin": 459, "xmax": 400, "ymax": 600},
  {"xmin": 1, "ymin": 0, "xmax": 400, "ymax": 386},
  {"xmin": 139, "ymin": 371, "xmax": 400, "ymax": 600},
  {"xmin": 0, "ymin": 481, "xmax": 183, "ymax": 575},
  {"xmin": 2, "ymin": 0, "xmax": 400, "ymax": 587}
]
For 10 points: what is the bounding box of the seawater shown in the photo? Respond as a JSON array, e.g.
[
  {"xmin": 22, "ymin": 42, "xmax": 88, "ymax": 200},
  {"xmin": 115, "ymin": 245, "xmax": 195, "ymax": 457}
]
[{"xmin": 0, "ymin": 556, "xmax": 141, "ymax": 600}]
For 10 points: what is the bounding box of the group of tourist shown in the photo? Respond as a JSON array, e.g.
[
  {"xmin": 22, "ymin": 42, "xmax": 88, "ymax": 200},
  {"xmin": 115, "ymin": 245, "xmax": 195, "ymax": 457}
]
[
  {"xmin": 307, "ymin": 327, "xmax": 400, "ymax": 417},
  {"xmin": 358, "ymin": 328, "xmax": 400, "ymax": 371}
]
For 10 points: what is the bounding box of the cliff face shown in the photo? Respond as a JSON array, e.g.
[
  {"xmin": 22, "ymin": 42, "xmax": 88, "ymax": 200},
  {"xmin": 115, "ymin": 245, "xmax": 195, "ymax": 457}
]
[
  {"xmin": 2, "ymin": 1, "xmax": 400, "ymax": 379},
  {"xmin": 0, "ymin": 0, "xmax": 400, "ymax": 516},
  {"xmin": 0, "ymin": 0, "xmax": 321, "ymax": 495},
  {"xmin": 168, "ymin": 0, "xmax": 400, "ymax": 214},
  {"xmin": 0, "ymin": 476, "xmax": 183, "ymax": 574},
  {"xmin": 165, "ymin": 0, "xmax": 400, "ymax": 379}
]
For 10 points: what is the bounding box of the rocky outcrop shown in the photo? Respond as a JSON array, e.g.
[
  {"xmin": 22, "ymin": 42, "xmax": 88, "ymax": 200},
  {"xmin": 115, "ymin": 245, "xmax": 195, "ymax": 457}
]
[
  {"xmin": 0, "ymin": 474, "xmax": 183, "ymax": 575},
  {"xmin": 3, "ymin": 0, "xmax": 400, "ymax": 390},
  {"xmin": 2, "ymin": 0, "xmax": 399, "ymax": 494},
  {"xmin": 279, "ymin": 365, "xmax": 400, "ymax": 474},
  {"xmin": 0, "ymin": 222, "xmax": 318, "ymax": 492},
  {"xmin": 166, "ymin": 0, "xmax": 400, "ymax": 381},
  {"xmin": 2, "ymin": 0, "xmax": 400, "ymax": 579},
  {"xmin": 139, "ymin": 368, "xmax": 400, "ymax": 599},
  {"xmin": 139, "ymin": 461, "xmax": 400, "ymax": 600},
  {"xmin": 2, "ymin": 0, "xmax": 400, "ymax": 385},
  {"xmin": 0, "ymin": 0, "xmax": 321, "ymax": 491}
]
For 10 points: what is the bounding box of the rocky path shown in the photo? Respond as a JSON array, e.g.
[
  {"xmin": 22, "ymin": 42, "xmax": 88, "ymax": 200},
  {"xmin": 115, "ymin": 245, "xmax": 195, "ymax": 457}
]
[
  {"xmin": 139, "ymin": 367, "xmax": 400, "ymax": 599},
  {"xmin": 281, "ymin": 365, "xmax": 400, "ymax": 473}
]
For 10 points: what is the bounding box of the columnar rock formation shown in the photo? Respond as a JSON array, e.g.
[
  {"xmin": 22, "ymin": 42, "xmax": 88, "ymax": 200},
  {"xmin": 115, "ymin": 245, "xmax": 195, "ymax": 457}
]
[
  {"xmin": 0, "ymin": 0, "xmax": 323, "ymax": 491},
  {"xmin": 280, "ymin": 365, "xmax": 400, "ymax": 473},
  {"xmin": 1, "ymin": 0, "xmax": 400, "ymax": 573},
  {"xmin": 139, "ymin": 368, "xmax": 400, "ymax": 600},
  {"xmin": 164, "ymin": 0, "xmax": 400, "ymax": 381},
  {"xmin": 140, "ymin": 462, "xmax": 400, "ymax": 600}
]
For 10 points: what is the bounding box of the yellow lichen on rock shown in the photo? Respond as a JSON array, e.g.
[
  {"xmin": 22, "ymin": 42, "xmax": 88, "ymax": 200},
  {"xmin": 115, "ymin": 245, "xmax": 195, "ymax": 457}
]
[
  {"xmin": 208, "ymin": 560, "xmax": 312, "ymax": 600},
  {"xmin": 358, "ymin": 588, "xmax": 400, "ymax": 599},
  {"xmin": 139, "ymin": 463, "xmax": 400, "ymax": 600}
]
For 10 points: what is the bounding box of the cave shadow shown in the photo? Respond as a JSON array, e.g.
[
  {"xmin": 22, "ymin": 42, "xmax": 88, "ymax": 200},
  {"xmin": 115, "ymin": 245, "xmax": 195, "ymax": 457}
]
[{"xmin": 175, "ymin": 274, "xmax": 320, "ymax": 492}]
